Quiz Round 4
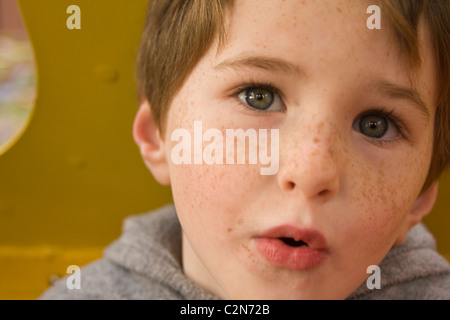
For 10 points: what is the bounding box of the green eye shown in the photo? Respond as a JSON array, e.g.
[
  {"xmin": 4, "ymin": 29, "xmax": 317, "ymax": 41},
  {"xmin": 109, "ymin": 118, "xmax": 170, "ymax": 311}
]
[
  {"xmin": 236, "ymin": 85, "xmax": 285, "ymax": 113},
  {"xmin": 359, "ymin": 114, "xmax": 388, "ymax": 138},
  {"xmin": 244, "ymin": 88, "xmax": 274, "ymax": 110}
]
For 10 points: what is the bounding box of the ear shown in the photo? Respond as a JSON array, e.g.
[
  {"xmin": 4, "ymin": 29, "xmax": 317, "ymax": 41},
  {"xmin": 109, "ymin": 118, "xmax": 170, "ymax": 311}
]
[
  {"xmin": 133, "ymin": 100, "xmax": 170, "ymax": 185},
  {"xmin": 394, "ymin": 181, "xmax": 439, "ymax": 245}
]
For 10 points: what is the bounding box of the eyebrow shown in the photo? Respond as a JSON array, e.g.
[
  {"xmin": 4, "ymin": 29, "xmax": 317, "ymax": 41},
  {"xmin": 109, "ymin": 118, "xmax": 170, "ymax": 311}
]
[
  {"xmin": 214, "ymin": 54, "xmax": 431, "ymax": 121},
  {"xmin": 373, "ymin": 80, "xmax": 431, "ymax": 122},
  {"xmin": 214, "ymin": 54, "xmax": 305, "ymax": 77}
]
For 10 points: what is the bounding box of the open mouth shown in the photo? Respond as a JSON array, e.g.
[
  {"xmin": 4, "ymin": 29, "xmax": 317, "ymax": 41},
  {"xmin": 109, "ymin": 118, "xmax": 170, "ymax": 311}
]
[
  {"xmin": 254, "ymin": 225, "xmax": 328, "ymax": 270},
  {"xmin": 279, "ymin": 237, "xmax": 308, "ymax": 247}
]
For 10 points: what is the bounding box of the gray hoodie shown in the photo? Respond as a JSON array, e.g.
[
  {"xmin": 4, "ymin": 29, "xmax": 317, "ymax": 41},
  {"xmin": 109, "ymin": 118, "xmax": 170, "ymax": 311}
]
[{"xmin": 39, "ymin": 204, "xmax": 450, "ymax": 300}]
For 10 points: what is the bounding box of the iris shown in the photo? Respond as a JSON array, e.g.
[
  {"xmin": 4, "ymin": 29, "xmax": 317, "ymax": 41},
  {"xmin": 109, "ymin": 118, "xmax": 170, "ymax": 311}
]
[
  {"xmin": 359, "ymin": 114, "xmax": 388, "ymax": 138},
  {"xmin": 245, "ymin": 88, "xmax": 274, "ymax": 110}
]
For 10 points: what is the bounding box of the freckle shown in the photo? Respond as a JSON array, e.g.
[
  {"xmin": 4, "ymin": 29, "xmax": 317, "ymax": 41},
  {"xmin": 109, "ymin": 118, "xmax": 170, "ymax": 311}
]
[
  {"xmin": 316, "ymin": 122, "xmax": 324, "ymax": 134},
  {"xmin": 227, "ymin": 227, "xmax": 233, "ymax": 233},
  {"xmin": 313, "ymin": 138, "xmax": 319, "ymax": 144},
  {"xmin": 241, "ymin": 244, "xmax": 255, "ymax": 262}
]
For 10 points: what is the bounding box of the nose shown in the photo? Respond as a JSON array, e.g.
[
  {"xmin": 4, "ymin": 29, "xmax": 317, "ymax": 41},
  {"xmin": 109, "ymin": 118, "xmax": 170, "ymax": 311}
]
[{"xmin": 277, "ymin": 126, "xmax": 340, "ymax": 202}]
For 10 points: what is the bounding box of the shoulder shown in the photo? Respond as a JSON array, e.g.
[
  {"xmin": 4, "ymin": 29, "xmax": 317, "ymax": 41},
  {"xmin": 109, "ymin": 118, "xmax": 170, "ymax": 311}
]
[
  {"xmin": 39, "ymin": 205, "xmax": 186, "ymax": 300},
  {"xmin": 39, "ymin": 256, "xmax": 185, "ymax": 300},
  {"xmin": 352, "ymin": 271, "xmax": 450, "ymax": 300},
  {"xmin": 40, "ymin": 204, "xmax": 215, "ymax": 300},
  {"xmin": 348, "ymin": 223, "xmax": 450, "ymax": 300}
]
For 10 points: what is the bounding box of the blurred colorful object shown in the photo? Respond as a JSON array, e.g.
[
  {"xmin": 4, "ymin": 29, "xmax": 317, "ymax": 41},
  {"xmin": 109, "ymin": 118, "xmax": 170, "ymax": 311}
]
[{"xmin": 0, "ymin": 34, "xmax": 36, "ymax": 149}]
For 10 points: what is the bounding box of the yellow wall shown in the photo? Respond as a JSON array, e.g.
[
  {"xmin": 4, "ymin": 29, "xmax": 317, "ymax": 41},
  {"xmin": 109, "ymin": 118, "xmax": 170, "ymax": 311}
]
[
  {"xmin": 0, "ymin": 0, "xmax": 448, "ymax": 300},
  {"xmin": 424, "ymin": 169, "xmax": 450, "ymax": 262},
  {"xmin": 0, "ymin": 0, "xmax": 173, "ymax": 299}
]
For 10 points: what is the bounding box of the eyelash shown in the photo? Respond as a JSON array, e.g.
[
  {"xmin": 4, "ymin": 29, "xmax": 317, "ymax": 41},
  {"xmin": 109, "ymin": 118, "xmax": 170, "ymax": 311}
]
[
  {"xmin": 230, "ymin": 79, "xmax": 286, "ymax": 114},
  {"xmin": 229, "ymin": 82, "xmax": 409, "ymax": 144},
  {"xmin": 358, "ymin": 108, "xmax": 410, "ymax": 144}
]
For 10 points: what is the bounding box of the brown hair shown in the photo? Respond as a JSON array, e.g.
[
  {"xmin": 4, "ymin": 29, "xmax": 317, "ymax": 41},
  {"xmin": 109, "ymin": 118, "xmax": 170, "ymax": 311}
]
[
  {"xmin": 137, "ymin": 0, "xmax": 450, "ymax": 191},
  {"xmin": 137, "ymin": 0, "xmax": 231, "ymax": 133},
  {"xmin": 378, "ymin": 0, "xmax": 450, "ymax": 191}
]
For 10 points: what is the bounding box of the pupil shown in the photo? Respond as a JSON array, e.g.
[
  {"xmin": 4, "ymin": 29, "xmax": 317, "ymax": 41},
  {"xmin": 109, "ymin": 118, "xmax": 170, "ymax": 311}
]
[
  {"xmin": 360, "ymin": 115, "xmax": 387, "ymax": 138},
  {"xmin": 246, "ymin": 88, "xmax": 273, "ymax": 110}
]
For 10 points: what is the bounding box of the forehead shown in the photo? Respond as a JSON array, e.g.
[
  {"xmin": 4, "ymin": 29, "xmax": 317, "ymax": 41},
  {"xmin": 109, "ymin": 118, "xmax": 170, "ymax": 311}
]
[
  {"xmin": 219, "ymin": 0, "xmax": 397, "ymax": 74},
  {"xmin": 224, "ymin": 1, "xmax": 381, "ymax": 50},
  {"xmin": 205, "ymin": 0, "xmax": 436, "ymax": 110},
  {"xmin": 225, "ymin": 0, "xmax": 370, "ymax": 39}
]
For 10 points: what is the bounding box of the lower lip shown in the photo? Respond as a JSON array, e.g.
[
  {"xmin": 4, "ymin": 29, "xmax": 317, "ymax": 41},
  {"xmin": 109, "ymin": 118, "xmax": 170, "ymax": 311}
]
[{"xmin": 255, "ymin": 238, "xmax": 328, "ymax": 270}]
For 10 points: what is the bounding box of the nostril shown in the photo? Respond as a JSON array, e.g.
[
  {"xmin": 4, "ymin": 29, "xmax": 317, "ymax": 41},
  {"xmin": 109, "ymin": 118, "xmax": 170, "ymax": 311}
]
[{"xmin": 286, "ymin": 181, "xmax": 295, "ymax": 190}]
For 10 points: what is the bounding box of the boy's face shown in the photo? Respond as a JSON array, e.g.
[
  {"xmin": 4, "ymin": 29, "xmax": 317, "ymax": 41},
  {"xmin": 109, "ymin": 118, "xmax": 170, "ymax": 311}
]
[{"xmin": 140, "ymin": 0, "xmax": 438, "ymax": 299}]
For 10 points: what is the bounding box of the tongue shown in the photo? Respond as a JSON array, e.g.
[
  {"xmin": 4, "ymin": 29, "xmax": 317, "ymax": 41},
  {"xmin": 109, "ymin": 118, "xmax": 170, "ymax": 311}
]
[{"xmin": 280, "ymin": 237, "xmax": 307, "ymax": 247}]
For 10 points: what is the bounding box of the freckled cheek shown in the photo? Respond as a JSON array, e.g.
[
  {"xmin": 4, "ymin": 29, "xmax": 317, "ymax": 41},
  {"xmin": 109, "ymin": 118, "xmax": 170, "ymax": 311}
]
[
  {"xmin": 355, "ymin": 187, "xmax": 406, "ymax": 234},
  {"xmin": 343, "ymin": 156, "xmax": 426, "ymax": 253},
  {"xmin": 171, "ymin": 164, "xmax": 221, "ymax": 210},
  {"xmin": 169, "ymin": 161, "xmax": 259, "ymax": 227}
]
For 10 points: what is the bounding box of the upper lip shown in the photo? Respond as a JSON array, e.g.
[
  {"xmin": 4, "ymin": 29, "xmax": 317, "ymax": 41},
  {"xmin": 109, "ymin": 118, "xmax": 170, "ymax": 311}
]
[{"xmin": 257, "ymin": 224, "xmax": 328, "ymax": 250}]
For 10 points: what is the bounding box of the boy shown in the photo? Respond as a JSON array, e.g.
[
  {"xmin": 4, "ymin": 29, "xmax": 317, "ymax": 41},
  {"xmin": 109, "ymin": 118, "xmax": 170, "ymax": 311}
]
[{"xmin": 41, "ymin": 0, "xmax": 450, "ymax": 299}]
